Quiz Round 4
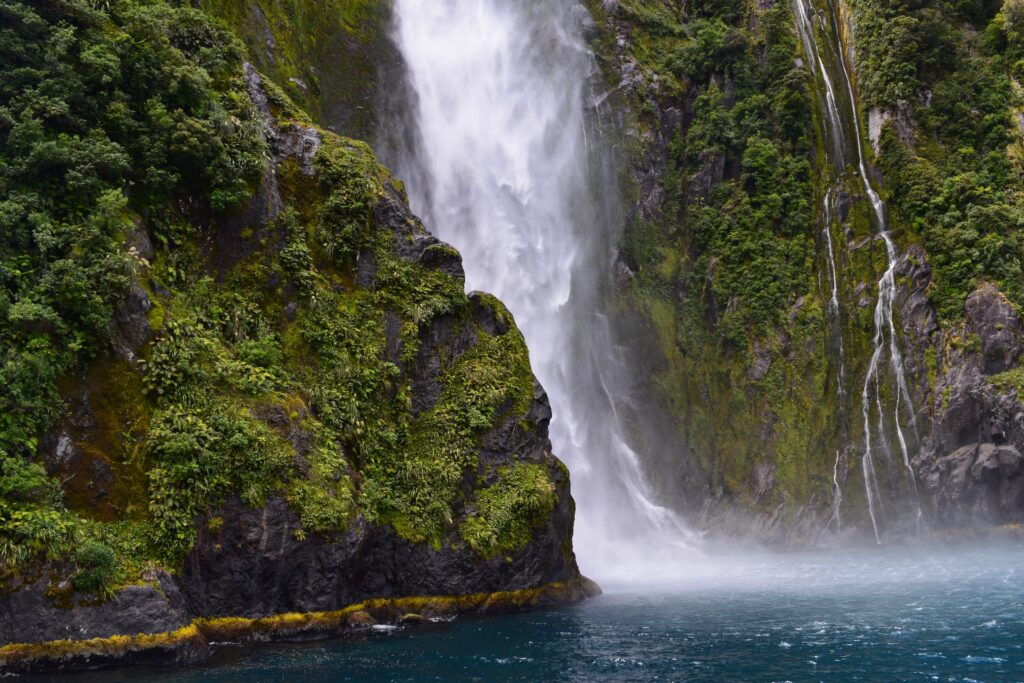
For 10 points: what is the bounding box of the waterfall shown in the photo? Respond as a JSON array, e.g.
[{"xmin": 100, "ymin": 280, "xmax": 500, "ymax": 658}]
[
  {"xmin": 794, "ymin": 0, "xmax": 922, "ymax": 540},
  {"xmin": 823, "ymin": 189, "xmax": 845, "ymax": 533},
  {"xmin": 384, "ymin": 0, "xmax": 697, "ymax": 583}
]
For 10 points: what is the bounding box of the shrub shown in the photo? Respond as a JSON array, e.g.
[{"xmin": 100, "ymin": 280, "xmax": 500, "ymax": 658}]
[{"xmin": 70, "ymin": 541, "xmax": 118, "ymax": 594}]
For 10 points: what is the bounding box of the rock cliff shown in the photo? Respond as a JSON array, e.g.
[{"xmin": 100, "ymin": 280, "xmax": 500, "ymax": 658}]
[
  {"xmin": 0, "ymin": 2, "xmax": 592, "ymax": 674},
  {"xmin": 582, "ymin": 0, "xmax": 1024, "ymax": 542}
]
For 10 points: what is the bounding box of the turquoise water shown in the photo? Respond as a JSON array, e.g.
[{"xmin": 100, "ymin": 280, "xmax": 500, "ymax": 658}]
[{"xmin": 55, "ymin": 542, "xmax": 1024, "ymax": 682}]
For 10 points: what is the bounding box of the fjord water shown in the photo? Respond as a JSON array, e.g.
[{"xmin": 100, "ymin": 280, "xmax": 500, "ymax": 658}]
[
  {"xmin": 89, "ymin": 542, "xmax": 1024, "ymax": 682},
  {"xmin": 383, "ymin": 0, "xmax": 695, "ymax": 582}
]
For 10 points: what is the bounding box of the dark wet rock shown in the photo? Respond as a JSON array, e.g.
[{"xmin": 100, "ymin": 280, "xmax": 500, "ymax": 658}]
[
  {"xmin": 181, "ymin": 460, "xmax": 576, "ymax": 619},
  {"xmin": 408, "ymin": 311, "xmax": 476, "ymax": 417},
  {"xmin": 355, "ymin": 249, "xmax": 377, "ymax": 288},
  {"xmin": 42, "ymin": 430, "xmax": 79, "ymax": 474},
  {"xmin": 688, "ymin": 152, "xmax": 726, "ymax": 199},
  {"xmin": 747, "ymin": 340, "xmax": 772, "ymax": 382},
  {"xmin": 124, "ymin": 223, "xmax": 154, "ymax": 262},
  {"xmin": 113, "ymin": 280, "xmax": 153, "ymax": 363},
  {"xmin": 922, "ymin": 442, "xmax": 1024, "ymax": 526},
  {"xmin": 0, "ymin": 572, "xmax": 188, "ymax": 647},
  {"xmin": 274, "ymin": 123, "xmax": 322, "ymax": 176},
  {"xmin": 905, "ymin": 270, "xmax": 1024, "ymax": 529},
  {"xmin": 469, "ymin": 292, "xmax": 511, "ymax": 336},
  {"xmin": 868, "ymin": 106, "xmax": 914, "ymax": 154},
  {"xmin": 751, "ymin": 462, "xmax": 776, "ymax": 502},
  {"xmin": 383, "ymin": 310, "xmax": 403, "ymax": 364},
  {"xmin": 965, "ymin": 284, "xmax": 1022, "ymax": 375},
  {"xmin": 375, "ymin": 182, "xmax": 465, "ymax": 281}
]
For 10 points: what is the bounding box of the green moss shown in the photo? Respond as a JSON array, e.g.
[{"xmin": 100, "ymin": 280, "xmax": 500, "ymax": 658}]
[
  {"xmin": 361, "ymin": 313, "xmax": 535, "ymax": 548},
  {"xmin": 990, "ymin": 365, "xmax": 1024, "ymax": 394},
  {"xmin": 199, "ymin": 0, "xmax": 391, "ymax": 137},
  {"xmin": 461, "ymin": 463, "xmax": 557, "ymax": 559},
  {"xmin": 284, "ymin": 428, "xmax": 356, "ymax": 534}
]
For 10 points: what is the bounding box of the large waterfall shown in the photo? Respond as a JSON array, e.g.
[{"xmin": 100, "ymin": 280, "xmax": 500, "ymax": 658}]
[{"xmin": 384, "ymin": 0, "xmax": 696, "ymax": 582}]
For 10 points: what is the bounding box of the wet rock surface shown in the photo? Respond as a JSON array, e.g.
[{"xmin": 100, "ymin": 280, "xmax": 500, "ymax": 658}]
[
  {"xmin": 905, "ymin": 275, "xmax": 1024, "ymax": 529},
  {"xmin": 0, "ymin": 572, "xmax": 188, "ymax": 647}
]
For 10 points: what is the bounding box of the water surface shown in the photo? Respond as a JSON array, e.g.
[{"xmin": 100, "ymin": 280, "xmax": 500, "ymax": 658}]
[{"xmin": 62, "ymin": 542, "xmax": 1024, "ymax": 682}]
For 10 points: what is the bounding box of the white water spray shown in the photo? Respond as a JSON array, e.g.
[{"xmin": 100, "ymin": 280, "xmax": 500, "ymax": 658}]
[{"xmin": 387, "ymin": 0, "xmax": 697, "ymax": 583}]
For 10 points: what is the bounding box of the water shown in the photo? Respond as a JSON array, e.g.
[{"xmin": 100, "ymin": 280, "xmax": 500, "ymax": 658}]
[
  {"xmin": 793, "ymin": 0, "xmax": 922, "ymax": 540},
  {"xmin": 71, "ymin": 542, "xmax": 1024, "ymax": 682},
  {"xmin": 383, "ymin": 0, "xmax": 696, "ymax": 582}
]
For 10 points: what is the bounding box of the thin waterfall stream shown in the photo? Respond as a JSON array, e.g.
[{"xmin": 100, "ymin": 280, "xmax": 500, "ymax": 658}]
[
  {"xmin": 384, "ymin": 0, "xmax": 698, "ymax": 582},
  {"xmin": 794, "ymin": 0, "xmax": 923, "ymax": 540}
]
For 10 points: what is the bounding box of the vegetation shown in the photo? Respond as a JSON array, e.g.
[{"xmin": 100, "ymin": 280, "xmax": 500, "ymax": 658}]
[
  {"xmin": 462, "ymin": 463, "xmax": 557, "ymax": 559},
  {"xmin": 198, "ymin": 0, "xmax": 391, "ymax": 139},
  {"xmin": 0, "ymin": 0, "xmax": 555, "ymax": 594},
  {"xmin": 585, "ymin": 0, "xmax": 835, "ymax": 515},
  {"xmin": 856, "ymin": 0, "xmax": 1024, "ymax": 318},
  {"xmin": 613, "ymin": 0, "xmax": 814, "ymax": 344},
  {"xmin": 587, "ymin": 0, "xmax": 1024, "ymax": 524}
]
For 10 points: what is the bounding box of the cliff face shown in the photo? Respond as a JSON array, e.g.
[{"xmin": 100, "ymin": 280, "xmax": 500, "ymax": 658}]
[
  {"xmin": 584, "ymin": 0, "xmax": 1024, "ymax": 542},
  {"xmin": 0, "ymin": 1, "xmax": 589, "ymax": 673}
]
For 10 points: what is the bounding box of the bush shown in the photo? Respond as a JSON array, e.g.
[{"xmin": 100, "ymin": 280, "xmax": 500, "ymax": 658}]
[
  {"xmin": 70, "ymin": 541, "xmax": 117, "ymax": 594},
  {"xmin": 0, "ymin": 454, "xmax": 72, "ymax": 574}
]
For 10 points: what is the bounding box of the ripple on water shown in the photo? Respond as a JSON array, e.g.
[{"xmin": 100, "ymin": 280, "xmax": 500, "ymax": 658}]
[{"xmin": 45, "ymin": 542, "xmax": 1024, "ymax": 683}]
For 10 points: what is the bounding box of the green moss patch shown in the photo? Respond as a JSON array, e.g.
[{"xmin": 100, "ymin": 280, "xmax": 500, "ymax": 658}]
[{"xmin": 461, "ymin": 463, "xmax": 558, "ymax": 559}]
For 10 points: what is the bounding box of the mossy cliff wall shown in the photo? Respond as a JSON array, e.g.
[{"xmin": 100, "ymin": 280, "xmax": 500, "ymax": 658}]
[
  {"xmin": 198, "ymin": 0, "xmax": 397, "ymax": 141},
  {"xmin": 0, "ymin": 0, "xmax": 586, "ymax": 673},
  {"xmin": 584, "ymin": 0, "xmax": 1024, "ymax": 542}
]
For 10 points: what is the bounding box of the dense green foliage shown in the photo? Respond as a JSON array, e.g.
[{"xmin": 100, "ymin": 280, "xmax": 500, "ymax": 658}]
[
  {"xmin": 854, "ymin": 0, "xmax": 1024, "ymax": 317},
  {"xmin": 585, "ymin": 0, "xmax": 835, "ymax": 515},
  {"xmin": 0, "ymin": 453, "xmax": 72, "ymax": 570},
  {"xmin": 461, "ymin": 463, "xmax": 557, "ymax": 559},
  {"xmin": 0, "ymin": 0, "xmax": 554, "ymax": 589},
  {"xmin": 0, "ymin": 0, "xmax": 266, "ymax": 578},
  {"xmin": 69, "ymin": 540, "xmax": 117, "ymax": 595},
  {"xmin": 614, "ymin": 0, "xmax": 814, "ymax": 343}
]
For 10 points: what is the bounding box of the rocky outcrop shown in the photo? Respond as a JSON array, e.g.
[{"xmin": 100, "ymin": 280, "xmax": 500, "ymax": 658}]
[
  {"xmin": 0, "ymin": 578, "xmax": 598, "ymax": 675},
  {"xmin": 182, "ymin": 469, "xmax": 577, "ymax": 619},
  {"xmin": 0, "ymin": 61, "xmax": 590, "ymax": 674},
  {"xmin": 910, "ymin": 283, "xmax": 1024, "ymax": 529},
  {"xmin": 0, "ymin": 572, "xmax": 189, "ymax": 647}
]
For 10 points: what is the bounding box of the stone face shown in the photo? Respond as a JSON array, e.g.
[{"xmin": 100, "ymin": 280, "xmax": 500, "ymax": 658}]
[
  {"xmin": 907, "ymin": 273, "xmax": 1024, "ymax": 529},
  {"xmin": 180, "ymin": 464, "xmax": 577, "ymax": 619},
  {"xmin": 113, "ymin": 280, "xmax": 153, "ymax": 363},
  {"xmin": 964, "ymin": 284, "xmax": 1022, "ymax": 376},
  {"xmin": 0, "ymin": 572, "xmax": 188, "ymax": 647}
]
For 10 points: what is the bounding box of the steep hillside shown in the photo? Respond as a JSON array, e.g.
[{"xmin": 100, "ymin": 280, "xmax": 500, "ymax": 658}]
[
  {"xmin": 586, "ymin": 0, "xmax": 1024, "ymax": 541},
  {"xmin": 0, "ymin": 0, "xmax": 591, "ymax": 673}
]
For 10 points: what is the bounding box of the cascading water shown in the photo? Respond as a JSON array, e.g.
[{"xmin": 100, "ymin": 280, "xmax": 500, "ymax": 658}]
[
  {"xmin": 822, "ymin": 187, "xmax": 845, "ymax": 533},
  {"xmin": 794, "ymin": 0, "xmax": 923, "ymax": 540},
  {"xmin": 385, "ymin": 0, "xmax": 697, "ymax": 582}
]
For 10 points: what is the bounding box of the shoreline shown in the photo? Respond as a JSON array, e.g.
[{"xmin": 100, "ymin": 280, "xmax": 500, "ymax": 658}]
[{"xmin": 0, "ymin": 577, "xmax": 601, "ymax": 676}]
